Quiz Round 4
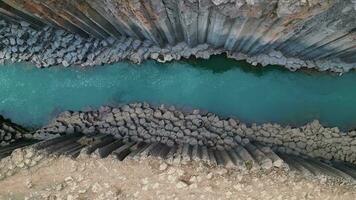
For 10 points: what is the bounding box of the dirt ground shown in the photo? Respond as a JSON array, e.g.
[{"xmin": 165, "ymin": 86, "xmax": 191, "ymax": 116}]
[{"xmin": 0, "ymin": 154, "xmax": 355, "ymax": 200}]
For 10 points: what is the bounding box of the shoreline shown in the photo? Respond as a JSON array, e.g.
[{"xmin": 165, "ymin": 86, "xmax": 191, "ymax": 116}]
[
  {"xmin": 30, "ymin": 102, "xmax": 356, "ymax": 165},
  {"xmin": 0, "ymin": 103, "xmax": 356, "ymax": 164}
]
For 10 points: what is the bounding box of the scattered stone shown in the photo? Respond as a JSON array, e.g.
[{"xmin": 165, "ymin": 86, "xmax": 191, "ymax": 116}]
[
  {"xmin": 78, "ymin": 189, "xmax": 86, "ymax": 194},
  {"xmin": 25, "ymin": 179, "xmax": 33, "ymax": 189},
  {"xmin": 91, "ymin": 182, "xmax": 102, "ymax": 193},
  {"xmin": 56, "ymin": 183, "xmax": 64, "ymax": 191},
  {"xmin": 141, "ymin": 178, "xmax": 149, "ymax": 185},
  {"xmin": 206, "ymin": 172, "xmax": 213, "ymax": 180},
  {"xmin": 64, "ymin": 176, "xmax": 73, "ymax": 183}
]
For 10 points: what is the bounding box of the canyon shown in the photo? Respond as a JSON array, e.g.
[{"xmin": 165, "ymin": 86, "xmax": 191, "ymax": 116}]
[{"xmin": 0, "ymin": 1, "xmax": 356, "ymax": 198}]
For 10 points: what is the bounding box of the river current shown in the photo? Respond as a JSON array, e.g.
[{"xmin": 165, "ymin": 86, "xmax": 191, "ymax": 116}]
[{"xmin": 0, "ymin": 56, "xmax": 355, "ymax": 129}]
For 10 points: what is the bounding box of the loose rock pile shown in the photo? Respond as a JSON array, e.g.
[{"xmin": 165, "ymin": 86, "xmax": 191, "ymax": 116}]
[
  {"xmin": 34, "ymin": 103, "xmax": 356, "ymax": 164},
  {"xmin": 0, "ymin": 19, "xmax": 353, "ymax": 72},
  {"xmin": 0, "ymin": 147, "xmax": 44, "ymax": 181},
  {"xmin": 0, "ymin": 115, "xmax": 30, "ymax": 146}
]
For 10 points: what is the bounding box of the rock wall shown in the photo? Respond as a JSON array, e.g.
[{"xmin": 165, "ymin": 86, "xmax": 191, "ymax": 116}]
[
  {"xmin": 0, "ymin": 19, "xmax": 246, "ymax": 68},
  {"xmin": 34, "ymin": 103, "xmax": 356, "ymax": 164},
  {"xmin": 1, "ymin": 0, "xmax": 356, "ymax": 71}
]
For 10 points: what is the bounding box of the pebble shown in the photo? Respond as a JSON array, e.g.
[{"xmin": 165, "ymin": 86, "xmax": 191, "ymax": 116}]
[
  {"xmin": 189, "ymin": 176, "xmax": 197, "ymax": 183},
  {"xmin": 206, "ymin": 172, "xmax": 213, "ymax": 180},
  {"xmin": 91, "ymin": 182, "xmax": 102, "ymax": 193},
  {"xmin": 64, "ymin": 176, "xmax": 73, "ymax": 183},
  {"xmin": 176, "ymin": 181, "xmax": 188, "ymax": 189},
  {"xmin": 141, "ymin": 178, "xmax": 149, "ymax": 185},
  {"xmin": 25, "ymin": 179, "xmax": 33, "ymax": 188},
  {"xmin": 159, "ymin": 163, "xmax": 168, "ymax": 171},
  {"xmin": 78, "ymin": 189, "xmax": 87, "ymax": 194},
  {"xmin": 56, "ymin": 183, "xmax": 64, "ymax": 191}
]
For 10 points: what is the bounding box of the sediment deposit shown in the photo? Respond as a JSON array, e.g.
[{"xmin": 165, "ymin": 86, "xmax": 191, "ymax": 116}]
[
  {"xmin": 1, "ymin": 155, "xmax": 355, "ymax": 200},
  {"xmin": 0, "ymin": 0, "xmax": 356, "ymax": 71}
]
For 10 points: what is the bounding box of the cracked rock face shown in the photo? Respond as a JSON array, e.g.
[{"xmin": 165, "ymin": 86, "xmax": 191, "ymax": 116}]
[{"xmin": 0, "ymin": 0, "xmax": 355, "ymax": 71}]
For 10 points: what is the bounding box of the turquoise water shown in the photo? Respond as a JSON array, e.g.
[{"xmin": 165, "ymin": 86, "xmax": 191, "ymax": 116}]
[{"xmin": 0, "ymin": 56, "xmax": 356, "ymax": 129}]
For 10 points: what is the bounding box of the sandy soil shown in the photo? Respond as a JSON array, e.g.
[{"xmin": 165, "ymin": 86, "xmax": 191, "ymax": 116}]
[{"xmin": 0, "ymin": 155, "xmax": 355, "ymax": 200}]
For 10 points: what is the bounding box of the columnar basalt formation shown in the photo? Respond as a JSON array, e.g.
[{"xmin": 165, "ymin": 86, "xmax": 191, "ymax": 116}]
[
  {"xmin": 0, "ymin": 19, "xmax": 229, "ymax": 67},
  {"xmin": 0, "ymin": 115, "xmax": 30, "ymax": 147},
  {"xmin": 0, "ymin": 105, "xmax": 356, "ymax": 183},
  {"xmin": 2, "ymin": 132, "xmax": 356, "ymax": 183},
  {"xmin": 0, "ymin": 0, "xmax": 356, "ymax": 71},
  {"xmin": 34, "ymin": 103, "xmax": 356, "ymax": 164}
]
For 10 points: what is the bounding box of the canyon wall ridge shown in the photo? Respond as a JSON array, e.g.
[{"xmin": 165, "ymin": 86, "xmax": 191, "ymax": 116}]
[{"xmin": 0, "ymin": 0, "xmax": 356, "ymax": 71}]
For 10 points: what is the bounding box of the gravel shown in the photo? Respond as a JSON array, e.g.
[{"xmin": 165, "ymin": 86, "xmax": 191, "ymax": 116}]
[
  {"xmin": 0, "ymin": 147, "xmax": 45, "ymax": 181},
  {"xmin": 1, "ymin": 156, "xmax": 355, "ymax": 200}
]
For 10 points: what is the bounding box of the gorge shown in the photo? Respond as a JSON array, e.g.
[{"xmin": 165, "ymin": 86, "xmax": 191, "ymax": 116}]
[{"xmin": 0, "ymin": 1, "xmax": 356, "ymax": 197}]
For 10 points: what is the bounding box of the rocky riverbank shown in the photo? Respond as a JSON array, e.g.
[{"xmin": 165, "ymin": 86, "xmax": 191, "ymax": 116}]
[
  {"xmin": 33, "ymin": 103, "xmax": 356, "ymax": 164},
  {"xmin": 0, "ymin": 19, "xmax": 354, "ymax": 72}
]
